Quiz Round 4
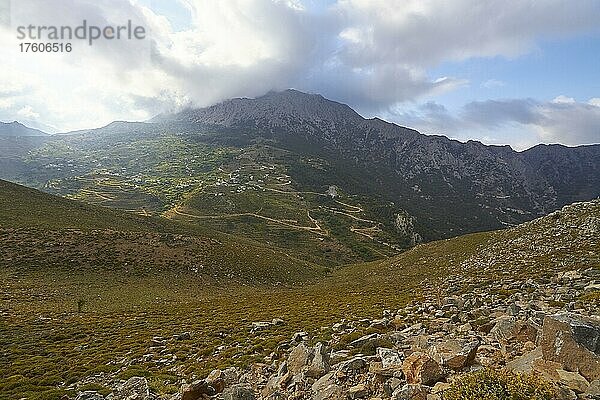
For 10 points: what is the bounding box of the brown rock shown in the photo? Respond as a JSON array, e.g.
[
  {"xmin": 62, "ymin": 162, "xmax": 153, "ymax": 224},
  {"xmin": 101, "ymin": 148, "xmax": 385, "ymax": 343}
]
[
  {"xmin": 288, "ymin": 343, "xmax": 312, "ymax": 374},
  {"xmin": 514, "ymin": 320, "xmax": 540, "ymax": 343},
  {"xmin": 490, "ymin": 316, "xmax": 517, "ymax": 343},
  {"xmin": 311, "ymin": 372, "xmax": 343, "ymax": 400},
  {"xmin": 401, "ymin": 352, "xmax": 444, "ymax": 386},
  {"xmin": 532, "ymin": 358, "xmax": 563, "ymax": 382},
  {"xmin": 557, "ymin": 369, "xmax": 589, "ymax": 394},
  {"xmin": 391, "ymin": 383, "xmax": 429, "ymax": 400},
  {"xmin": 348, "ymin": 383, "xmax": 369, "ymax": 399},
  {"xmin": 505, "ymin": 347, "xmax": 543, "ymax": 374},
  {"xmin": 206, "ymin": 370, "xmax": 226, "ymax": 394},
  {"xmin": 585, "ymin": 379, "xmax": 600, "ymax": 397},
  {"xmin": 307, "ymin": 342, "xmax": 330, "ymax": 378},
  {"xmin": 429, "ymin": 337, "xmax": 480, "ymax": 370},
  {"xmin": 182, "ymin": 379, "xmax": 215, "ymax": 400}
]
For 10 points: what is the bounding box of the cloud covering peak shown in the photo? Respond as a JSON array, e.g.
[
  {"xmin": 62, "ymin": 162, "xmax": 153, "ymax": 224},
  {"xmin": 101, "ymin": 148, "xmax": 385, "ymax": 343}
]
[{"xmin": 0, "ymin": 0, "xmax": 598, "ymax": 147}]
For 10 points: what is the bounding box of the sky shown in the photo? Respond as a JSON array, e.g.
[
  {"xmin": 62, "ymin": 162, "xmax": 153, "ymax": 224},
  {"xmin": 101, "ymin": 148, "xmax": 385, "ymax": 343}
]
[{"xmin": 0, "ymin": 0, "xmax": 599, "ymax": 150}]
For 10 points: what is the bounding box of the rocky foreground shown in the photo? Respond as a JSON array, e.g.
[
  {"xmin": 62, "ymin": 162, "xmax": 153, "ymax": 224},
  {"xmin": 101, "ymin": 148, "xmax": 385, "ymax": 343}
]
[
  {"xmin": 57, "ymin": 200, "xmax": 600, "ymax": 400},
  {"xmin": 71, "ymin": 265, "xmax": 599, "ymax": 400}
]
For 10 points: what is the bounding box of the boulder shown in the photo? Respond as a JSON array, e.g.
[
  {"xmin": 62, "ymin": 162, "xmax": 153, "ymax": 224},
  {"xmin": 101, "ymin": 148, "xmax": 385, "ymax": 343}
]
[
  {"xmin": 292, "ymin": 332, "xmax": 309, "ymax": 342},
  {"xmin": 75, "ymin": 392, "xmax": 104, "ymax": 400},
  {"xmin": 181, "ymin": 379, "xmax": 215, "ymax": 400},
  {"xmin": 347, "ymin": 383, "xmax": 369, "ymax": 399},
  {"xmin": 557, "ymin": 369, "xmax": 589, "ymax": 394},
  {"xmin": 429, "ymin": 337, "xmax": 480, "ymax": 370},
  {"xmin": 349, "ymin": 333, "xmax": 380, "ymax": 348},
  {"xmin": 505, "ymin": 347, "xmax": 543, "ymax": 373},
  {"xmin": 540, "ymin": 313, "xmax": 600, "ymax": 381},
  {"xmin": 585, "ymin": 380, "xmax": 600, "ymax": 398},
  {"xmin": 311, "ymin": 372, "xmax": 343, "ymax": 400},
  {"xmin": 251, "ymin": 321, "xmax": 271, "ymax": 331},
  {"xmin": 262, "ymin": 362, "xmax": 291, "ymax": 397},
  {"xmin": 513, "ymin": 320, "xmax": 540, "ymax": 343},
  {"xmin": 307, "ymin": 342, "xmax": 330, "ymax": 378},
  {"xmin": 377, "ymin": 347, "xmax": 403, "ymax": 369},
  {"xmin": 373, "ymin": 348, "xmax": 404, "ymax": 377},
  {"xmin": 391, "ymin": 383, "xmax": 428, "ymax": 400},
  {"xmin": 490, "ymin": 316, "xmax": 517, "ymax": 343},
  {"xmin": 288, "ymin": 342, "xmax": 312, "ymax": 374},
  {"xmin": 221, "ymin": 385, "xmax": 255, "ymax": 400},
  {"xmin": 206, "ymin": 370, "xmax": 226, "ymax": 394},
  {"xmin": 383, "ymin": 377, "xmax": 403, "ymax": 397},
  {"xmin": 336, "ymin": 356, "xmax": 367, "ymax": 372},
  {"xmin": 401, "ymin": 352, "xmax": 444, "ymax": 386}
]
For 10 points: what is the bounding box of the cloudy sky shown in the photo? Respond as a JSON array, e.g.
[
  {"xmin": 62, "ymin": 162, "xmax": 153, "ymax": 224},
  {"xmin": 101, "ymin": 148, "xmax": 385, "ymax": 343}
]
[{"xmin": 0, "ymin": 0, "xmax": 599, "ymax": 149}]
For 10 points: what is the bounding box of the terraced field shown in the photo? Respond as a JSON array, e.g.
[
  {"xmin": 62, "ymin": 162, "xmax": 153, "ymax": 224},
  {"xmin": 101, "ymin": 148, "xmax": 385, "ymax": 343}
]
[{"xmin": 4, "ymin": 131, "xmax": 415, "ymax": 265}]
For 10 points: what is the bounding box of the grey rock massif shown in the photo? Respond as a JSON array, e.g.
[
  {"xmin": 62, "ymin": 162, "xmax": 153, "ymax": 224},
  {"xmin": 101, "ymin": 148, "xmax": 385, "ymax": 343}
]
[{"xmin": 157, "ymin": 89, "xmax": 600, "ymax": 240}]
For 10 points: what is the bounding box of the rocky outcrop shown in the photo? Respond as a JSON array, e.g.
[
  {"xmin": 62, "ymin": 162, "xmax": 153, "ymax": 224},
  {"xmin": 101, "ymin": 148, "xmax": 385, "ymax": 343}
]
[
  {"xmin": 69, "ymin": 267, "xmax": 599, "ymax": 400},
  {"xmin": 401, "ymin": 352, "xmax": 444, "ymax": 385}
]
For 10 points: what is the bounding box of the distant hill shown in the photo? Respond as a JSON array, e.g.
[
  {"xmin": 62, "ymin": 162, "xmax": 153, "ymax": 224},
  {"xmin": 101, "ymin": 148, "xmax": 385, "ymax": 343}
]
[{"xmin": 0, "ymin": 121, "xmax": 48, "ymax": 136}]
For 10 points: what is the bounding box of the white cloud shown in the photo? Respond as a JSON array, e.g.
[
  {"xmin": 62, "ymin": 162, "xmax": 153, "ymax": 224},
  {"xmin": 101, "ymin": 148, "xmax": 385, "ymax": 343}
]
[
  {"xmin": 0, "ymin": 0, "xmax": 599, "ymax": 141},
  {"xmin": 588, "ymin": 98, "xmax": 600, "ymax": 107},
  {"xmin": 552, "ymin": 95, "xmax": 576, "ymax": 104},
  {"xmin": 481, "ymin": 79, "xmax": 506, "ymax": 89},
  {"xmin": 333, "ymin": 0, "xmax": 600, "ymax": 67}
]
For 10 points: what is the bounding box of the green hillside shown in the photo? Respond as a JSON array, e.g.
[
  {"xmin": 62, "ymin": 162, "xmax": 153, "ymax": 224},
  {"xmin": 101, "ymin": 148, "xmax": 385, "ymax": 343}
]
[
  {"xmin": 0, "ymin": 131, "xmax": 421, "ymax": 266},
  {"xmin": 0, "ymin": 179, "xmax": 328, "ymax": 285}
]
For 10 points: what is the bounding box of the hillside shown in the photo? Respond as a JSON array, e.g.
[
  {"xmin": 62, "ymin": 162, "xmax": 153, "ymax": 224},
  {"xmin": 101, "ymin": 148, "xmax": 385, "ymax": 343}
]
[
  {"xmin": 0, "ymin": 128, "xmax": 417, "ymax": 265},
  {"xmin": 1, "ymin": 188, "xmax": 598, "ymax": 399},
  {"xmin": 0, "ymin": 179, "xmax": 327, "ymax": 285},
  {"xmin": 162, "ymin": 90, "xmax": 600, "ymax": 238}
]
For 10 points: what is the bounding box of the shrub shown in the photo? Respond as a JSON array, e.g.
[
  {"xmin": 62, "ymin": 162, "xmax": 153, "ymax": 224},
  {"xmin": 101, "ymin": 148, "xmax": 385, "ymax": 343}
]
[
  {"xmin": 77, "ymin": 297, "xmax": 86, "ymax": 313},
  {"xmin": 442, "ymin": 369, "xmax": 556, "ymax": 400}
]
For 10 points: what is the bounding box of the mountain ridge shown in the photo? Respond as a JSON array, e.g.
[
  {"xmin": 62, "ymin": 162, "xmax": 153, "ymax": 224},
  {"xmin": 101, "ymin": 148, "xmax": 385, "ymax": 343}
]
[
  {"xmin": 156, "ymin": 89, "xmax": 600, "ymax": 237},
  {"xmin": 0, "ymin": 121, "xmax": 48, "ymax": 137},
  {"xmin": 2, "ymin": 89, "xmax": 599, "ymax": 244}
]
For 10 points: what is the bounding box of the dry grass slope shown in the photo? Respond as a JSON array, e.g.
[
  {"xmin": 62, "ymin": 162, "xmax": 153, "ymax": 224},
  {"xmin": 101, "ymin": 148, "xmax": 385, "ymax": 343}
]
[{"xmin": 1, "ymin": 180, "xmax": 598, "ymax": 399}]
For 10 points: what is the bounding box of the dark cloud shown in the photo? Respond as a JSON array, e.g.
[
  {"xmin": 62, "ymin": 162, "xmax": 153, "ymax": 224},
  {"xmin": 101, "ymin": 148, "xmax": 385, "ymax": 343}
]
[{"xmin": 461, "ymin": 99, "xmax": 540, "ymax": 127}]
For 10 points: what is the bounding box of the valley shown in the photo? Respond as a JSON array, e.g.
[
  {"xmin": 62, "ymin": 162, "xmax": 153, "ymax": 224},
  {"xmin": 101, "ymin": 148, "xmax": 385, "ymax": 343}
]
[
  {"xmin": 1, "ymin": 179, "xmax": 598, "ymax": 399},
  {"xmin": 0, "ymin": 90, "xmax": 599, "ymax": 400},
  {"xmin": 2, "ymin": 130, "xmax": 412, "ymax": 265}
]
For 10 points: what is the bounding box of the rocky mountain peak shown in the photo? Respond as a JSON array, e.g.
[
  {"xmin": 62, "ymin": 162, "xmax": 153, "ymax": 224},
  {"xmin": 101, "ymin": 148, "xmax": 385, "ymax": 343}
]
[{"xmin": 160, "ymin": 89, "xmax": 364, "ymax": 129}]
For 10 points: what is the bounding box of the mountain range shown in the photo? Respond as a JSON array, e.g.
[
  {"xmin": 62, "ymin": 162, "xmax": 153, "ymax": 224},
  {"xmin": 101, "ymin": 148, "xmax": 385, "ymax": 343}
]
[
  {"xmin": 158, "ymin": 89, "xmax": 600, "ymax": 237},
  {"xmin": 1, "ymin": 89, "xmax": 599, "ymax": 248}
]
